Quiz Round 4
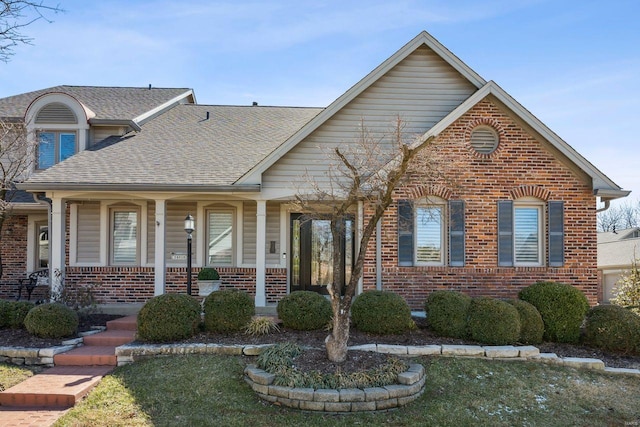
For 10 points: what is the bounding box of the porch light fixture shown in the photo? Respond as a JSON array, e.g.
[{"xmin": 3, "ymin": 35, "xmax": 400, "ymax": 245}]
[{"xmin": 184, "ymin": 213, "xmax": 195, "ymax": 295}]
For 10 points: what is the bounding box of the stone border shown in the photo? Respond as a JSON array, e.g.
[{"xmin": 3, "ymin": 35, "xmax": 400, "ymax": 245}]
[
  {"xmin": 113, "ymin": 342, "xmax": 640, "ymax": 377},
  {"xmin": 244, "ymin": 363, "xmax": 425, "ymax": 412},
  {"xmin": 3, "ymin": 338, "xmax": 639, "ymax": 379},
  {"xmin": 0, "ymin": 328, "xmax": 105, "ymax": 367}
]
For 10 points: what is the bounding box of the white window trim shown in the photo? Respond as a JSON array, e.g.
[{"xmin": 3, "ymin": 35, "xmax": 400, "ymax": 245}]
[
  {"xmin": 25, "ymin": 93, "xmax": 92, "ymax": 174},
  {"xmin": 26, "ymin": 214, "xmax": 48, "ymax": 272},
  {"xmin": 197, "ymin": 201, "xmax": 243, "ymax": 268},
  {"xmin": 35, "ymin": 130, "xmax": 78, "ymax": 170},
  {"xmin": 97, "ymin": 201, "xmax": 148, "ymax": 267},
  {"xmin": 513, "ymin": 198, "xmax": 545, "ymax": 267},
  {"xmin": 414, "ymin": 197, "xmax": 446, "ymax": 266}
]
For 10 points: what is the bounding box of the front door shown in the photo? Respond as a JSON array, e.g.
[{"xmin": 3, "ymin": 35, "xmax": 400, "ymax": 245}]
[{"xmin": 290, "ymin": 214, "xmax": 354, "ymax": 294}]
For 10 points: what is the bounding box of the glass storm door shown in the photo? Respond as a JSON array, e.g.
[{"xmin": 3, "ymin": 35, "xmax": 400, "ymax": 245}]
[{"xmin": 290, "ymin": 214, "xmax": 354, "ymax": 294}]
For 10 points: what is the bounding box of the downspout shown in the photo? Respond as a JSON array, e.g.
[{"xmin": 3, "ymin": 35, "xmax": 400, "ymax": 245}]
[
  {"xmin": 596, "ymin": 199, "xmax": 610, "ymax": 213},
  {"xmin": 33, "ymin": 193, "xmax": 52, "ymax": 288}
]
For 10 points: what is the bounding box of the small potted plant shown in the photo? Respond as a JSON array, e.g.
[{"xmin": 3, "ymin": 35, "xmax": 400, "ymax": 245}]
[{"xmin": 197, "ymin": 268, "xmax": 221, "ymax": 296}]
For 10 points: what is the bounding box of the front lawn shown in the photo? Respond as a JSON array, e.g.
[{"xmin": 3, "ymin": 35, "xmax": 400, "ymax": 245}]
[
  {"xmin": 0, "ymin": 363, "xmax": 42, "ymax": 391},
  {"xmin": 53, "ymin": 355, "xmax": 640, "ymax": 426}
]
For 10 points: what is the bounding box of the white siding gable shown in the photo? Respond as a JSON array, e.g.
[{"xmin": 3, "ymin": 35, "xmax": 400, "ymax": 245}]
[{"xmin": 262, "ymin": 46, "xmax": 476, "ymax": 193}]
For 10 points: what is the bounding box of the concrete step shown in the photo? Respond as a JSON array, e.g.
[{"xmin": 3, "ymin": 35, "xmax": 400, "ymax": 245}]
[
  {"xmin": 54, "ymin": 346, "xmax": 117, "ymax": 366},
  {"xmin": 0, "ymin": 366, "xmax": 113, "ymax": 407},
  {"xmin": 83, "ymin": 329, "xmax": 136, "ymax": 347},
  {"xmin": 106, "ymin": 315, "xmax": 137, "ymax": 331}
]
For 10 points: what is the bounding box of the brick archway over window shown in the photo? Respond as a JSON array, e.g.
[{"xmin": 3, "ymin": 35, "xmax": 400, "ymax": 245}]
[
  {"xmin": 509, "ymin": 185, "xmax": 552, "ymax": 201},
  {"xmin": 407, "ymin": 184, "xmax": 452, "ymax": 201}
]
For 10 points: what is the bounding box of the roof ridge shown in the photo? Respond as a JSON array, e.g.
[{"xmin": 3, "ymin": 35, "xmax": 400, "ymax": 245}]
[{"xmin": 181, "ymin": 104, "xmax": 324, "ymax": 109}]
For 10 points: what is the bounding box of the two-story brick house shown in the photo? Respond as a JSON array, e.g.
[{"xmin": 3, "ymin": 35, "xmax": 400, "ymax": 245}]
[{"xmin": 0, "ymin": 31, "xmax": 628, "ymax": 310}]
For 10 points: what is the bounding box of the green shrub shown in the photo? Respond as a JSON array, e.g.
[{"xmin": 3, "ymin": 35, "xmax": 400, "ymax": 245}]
[
  {"xmin": 351, "ymin": 291, "xmax": 414, "ymax": 334},
  {"xmin": 197, "ymin": 268, "xmax": 220, "ymax": 281},
  {"xmin": 507, "ymin": 299, "xmax": 544, "ymax": 344},
  {"xmin": 424, "ymin": 290, "xmax": 471, "ymax": 339},
  {"xmin": 203, "ymin": 289, "xmax": 254, "ymax": 333},
  {"xmin": 277, "ymin": 291, "xmax": 332, "ymax": 331},
  {"xmin": 24, "ymin": 303, "xmax": 78, "ymax": 338},
  {"xmin": 137, "ymin": 293, "xmax": 201, "ymax": 342},
  {"xmin": 583, "ymin": 305, "xmax": 640, "ymax": 354},
  {"xmin": 0, "ymin": 299, "xmax": 11, "ymax": 328},
  {"xmin": 467, "ymin": 297, "xmax": 520, "ymax": 345},
  {"xmin": 519, "ymin": 281, "xmax": 589, "ymax": 344},
  {"xmin": 8, "ymin": 301, "xmax": 35, "ymax": 329}
]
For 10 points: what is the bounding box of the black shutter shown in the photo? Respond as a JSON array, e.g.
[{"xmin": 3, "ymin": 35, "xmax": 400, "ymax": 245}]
[
  {"xmin": 548, "ymin": 201, "xmax": 564, "ymax": 267},
  {"xmin": 497, "ymin": 200, "xmax": 514, "ymax": 266},
  {"xmin": 398, "ymin": 200, "xmax": 414, "ymax": 266},
  {"xmin": 449, "ymin": 200, "xmax": 465, "ymax": 267}
]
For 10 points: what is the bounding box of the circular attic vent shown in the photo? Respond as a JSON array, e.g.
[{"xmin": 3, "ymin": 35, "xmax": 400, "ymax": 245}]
[{"xmin": 470, "ymin": 125, "xmax": 499, "ymax": 154}]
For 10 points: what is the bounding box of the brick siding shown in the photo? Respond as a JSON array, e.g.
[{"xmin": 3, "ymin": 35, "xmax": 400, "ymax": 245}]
[{"xmin": 362, "ymin": 99, "xmax": 599, "ymax": 309}]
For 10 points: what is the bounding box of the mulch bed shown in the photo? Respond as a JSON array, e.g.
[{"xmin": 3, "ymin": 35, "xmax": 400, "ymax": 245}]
[{"xmin": 2, "ymin": 314, "xmax": 639, "ymax": 372}]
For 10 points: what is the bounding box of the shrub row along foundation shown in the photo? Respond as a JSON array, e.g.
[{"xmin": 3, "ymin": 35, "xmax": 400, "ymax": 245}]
[{"xmin": 244, "ymin": 363, "xmax": 425, "ymax": 412}]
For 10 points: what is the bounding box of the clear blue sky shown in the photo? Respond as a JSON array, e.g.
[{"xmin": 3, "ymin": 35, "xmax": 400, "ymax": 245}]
[{"xmin": 1, "ymin": 0, "xmax": 638, "ymax": 202}]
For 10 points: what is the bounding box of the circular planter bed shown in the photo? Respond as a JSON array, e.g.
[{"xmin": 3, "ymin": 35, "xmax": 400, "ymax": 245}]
[{"xmin": 244, "ymin": 362, "xmax": 425, "ymax": 412}]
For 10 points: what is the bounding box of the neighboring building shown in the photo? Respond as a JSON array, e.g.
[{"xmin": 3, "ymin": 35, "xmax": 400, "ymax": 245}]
[
  {"xmin": 0, "ymin": 31, "xmax": 629, "ymax": 310},
  {"xmin": 598, "ymin": 228, "xmax": 640, "ymax": 302}
]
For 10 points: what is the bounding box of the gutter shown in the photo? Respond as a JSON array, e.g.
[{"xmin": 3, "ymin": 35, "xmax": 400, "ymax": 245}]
[
  {"xmin": 88, "ymin": 118, "xmax": 142, "ymax": 132},
  {"xmin": 594, "ymin": 188, "xmax": 632, "ymax": 213},
  {"xmin": 17, "ymin": 182, "xmax": 261, "ymax": 193}
]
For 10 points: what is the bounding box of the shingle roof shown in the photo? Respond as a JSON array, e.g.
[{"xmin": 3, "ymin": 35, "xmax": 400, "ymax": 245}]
[
  {"xmin": 0, "ymin": 85, "xmax": 193, "ymax": 120},
  {"xmin": 598, "ymin": 228, "xmax": 640, "ymax": 268},
  {"xmin": 24, "ymin": 104, "xmax": 322, "ymax": 187}
]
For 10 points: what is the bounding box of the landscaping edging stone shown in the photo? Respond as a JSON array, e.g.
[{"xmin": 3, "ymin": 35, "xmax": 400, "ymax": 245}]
[
  {"xmin": 113, "ymin": 342, "xmax": 640, "ymax": 378},
  {"xmin": 244, "ymin": 363, "xmax": 426, "ymax": 413},
  {"xmin": 3, "ymin": 338, "xmax": 639, "ymax": 380},
  {"xmin": 0, "ymin": 328, "xmax": 105, "ymax": 367}
]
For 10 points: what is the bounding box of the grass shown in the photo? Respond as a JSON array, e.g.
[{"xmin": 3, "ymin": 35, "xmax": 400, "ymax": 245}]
[
  {"xmin": 0, "ymin": 363, "xmax": 42, "ymax": 391},
  {"xmin": 50, "ymin": 355, "xmax": 640, "ymax": 427}
]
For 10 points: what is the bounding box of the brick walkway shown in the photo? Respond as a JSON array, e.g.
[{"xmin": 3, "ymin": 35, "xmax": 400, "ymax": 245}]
[
  {"xmin": 0, "ymin": 406, "xmax": 70, "ymax": 427},
  {"xmin": 0, "ymin": 316, "xmax": 136, "ymax": 426}
]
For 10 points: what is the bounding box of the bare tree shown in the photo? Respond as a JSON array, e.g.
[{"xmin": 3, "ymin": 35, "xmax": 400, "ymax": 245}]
[
  {"xmin": 293, "ymin": 117, "xmax": 456, "ymax": 363},
  {"xmin": 0, "ymin": 118, "xmax": 36, "ymax": 278},
  {"xmin": 1, "ymin": 1, "xmax": 62, "ymax": 62},
  {"xmin": 597, "ymin": 199, "xmax": 640, "ymax": 232}
]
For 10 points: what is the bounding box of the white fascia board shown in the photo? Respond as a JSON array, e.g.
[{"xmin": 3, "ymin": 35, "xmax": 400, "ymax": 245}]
[
  {"xmin": 236, "ymin": 31, "xmax": 486, "ymax": 185},
  {"xmin": 133, "ymin": 89, "xmax": 195, "ymax": 125},
  {"xmin": 484, "ymin": 81, "xmax": 627, "ymax": 196}
]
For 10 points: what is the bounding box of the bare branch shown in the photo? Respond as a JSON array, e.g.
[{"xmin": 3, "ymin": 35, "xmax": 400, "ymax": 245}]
[{"xmin": 1, "ymin": 1, "xmax": 63, "ymax": 62}]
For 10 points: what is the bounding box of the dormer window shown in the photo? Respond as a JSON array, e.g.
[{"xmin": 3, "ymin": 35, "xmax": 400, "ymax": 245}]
[{"xmin": 37, "ymin": 131, "xmax": 77, "ymax": 169}]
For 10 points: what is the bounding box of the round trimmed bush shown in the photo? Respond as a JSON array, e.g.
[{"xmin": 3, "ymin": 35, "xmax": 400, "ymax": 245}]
[
  {"xmin": 137, "ymin": 293, "xmax": 201, "ymax": 342},
  {"xmin": 0, "ymin": 299, "xmax": 12, "ymax": 328},
  {"xmin": 507, "ymin": 299, "xmax": 544, "ymax": 344},
  {"xmin": 8, "ymin": 301, "xmax": 35, "ymax": 329},
  {"xmin": 467, "ymin": 297, "xmax": 520, "ymax": 345},
  {"xmin": 351, "ymin": 291, "xmax": 414, "ymax": 335},
  {"xmin": 519, "ymin": 281, "xmax": 589, "ymax": 343},
  {"xmin": 204, "ymin": 289, "xmax": 254, "ymax": 333},
  {"xmin": 424, "ymin": 290, "xmax": 471, "ymax": 339},
  {"xmin": 277, "ymin": 291, "xmax": 332, "ymax": 331},
  {"xmin": 584, "ymin": 305, "xmax": 640, "ymax": 354},
  {"xmin": 24, "ymin": 303, "xmax": 78, "ymax": 338}
]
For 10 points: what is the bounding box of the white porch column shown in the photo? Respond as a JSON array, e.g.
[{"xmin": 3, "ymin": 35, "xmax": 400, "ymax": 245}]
[
  {"xmin": 50, "ymin": 196, "xmax": 66, "ymax": 298},
  {"xmin": 255, "ymin": 200, "xmax": 267, "ymax": 307},
  {"xmin": 154, "ymin": 199, "xmax": 167, "ymax": 296}
]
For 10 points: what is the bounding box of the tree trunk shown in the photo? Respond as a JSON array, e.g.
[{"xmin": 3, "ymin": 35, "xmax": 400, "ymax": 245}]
[{"xmin": 325, "ymin": 304, "xmax": 350, "ymax": 363}]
